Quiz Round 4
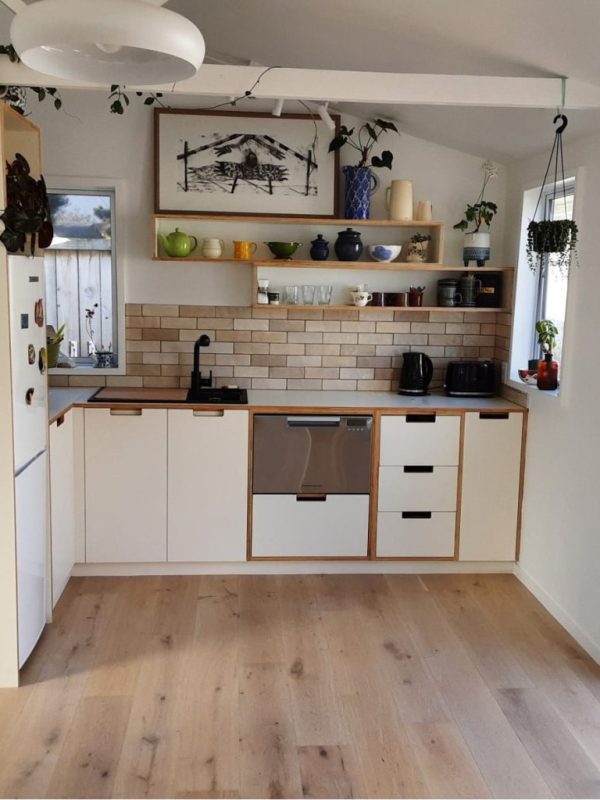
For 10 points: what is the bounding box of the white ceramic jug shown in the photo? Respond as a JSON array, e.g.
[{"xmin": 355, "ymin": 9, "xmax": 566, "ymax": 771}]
[
  {"xmin": 415, "ymin": 200, "xmax": 433, "ymax": 222},
  {"xmin": 201, "ymin": 237, "xmax": 224, "ymax": 258},
  {"xmin": 385, "ymin": 180, "xmax": 413, "ymax": 221}
]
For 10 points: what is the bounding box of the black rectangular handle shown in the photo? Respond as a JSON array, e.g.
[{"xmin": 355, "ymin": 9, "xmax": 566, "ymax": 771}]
[
  {"xmin": 296, "ymin": 494, "xmax": 327, "ymax": 502},
  {"xmin": 479, "ymin": 412, "xmax": 510, "ymax": 420},
  {"xmin": 406, "ymin": 414, "xmax": 436, "ymax": 423},
  {"xmin": 402, "ymin": 511, "xmax": 432, "ymax": 519},
  {"xmin": 403, "ymin": 465, "xmax": 434, "ymax": 473}
]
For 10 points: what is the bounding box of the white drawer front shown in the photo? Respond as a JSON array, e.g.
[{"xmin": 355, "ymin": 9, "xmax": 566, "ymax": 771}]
[
  {"xmin": 378, "ymin": 466, "xmax": 458, "ymax": 512},
  {"xmin": 380, "ymin": 415, "xmax": 460, "ymax": 466},
  {"xmin": 376, "ymin": 512, "xmax": 456, "ymax": 558},
  {"xmin": 252, "ymin": 495, "xmax": 369, "ymax": 558}
]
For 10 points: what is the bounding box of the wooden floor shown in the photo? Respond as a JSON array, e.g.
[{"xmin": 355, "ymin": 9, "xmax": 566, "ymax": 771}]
[{"xmin": 1, "ymin": 574, "xmax": 600, "ymax": 799}]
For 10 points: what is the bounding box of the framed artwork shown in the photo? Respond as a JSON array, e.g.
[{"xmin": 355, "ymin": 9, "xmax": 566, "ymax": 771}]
[{"xmin": 154, "ymin": 108, "xmax": 340, "ymax": 218}]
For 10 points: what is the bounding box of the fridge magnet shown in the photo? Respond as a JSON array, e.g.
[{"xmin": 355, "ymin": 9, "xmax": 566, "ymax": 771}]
[
  {"xmin": 28, "ymin": 344, "xmax": 36, "ymax": 364},
  {"xmin": 34, "ymin": 298, "xmax": 44, "ymax": 327},
  {"xmin": 38, "ymin": 346, "xmax": 47, "ymax": 374}
]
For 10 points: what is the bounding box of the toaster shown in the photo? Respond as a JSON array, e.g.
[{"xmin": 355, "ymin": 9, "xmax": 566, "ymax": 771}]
[{"xmin": 445, "ymin": 360, "xmax": 498, "ymax": 397}]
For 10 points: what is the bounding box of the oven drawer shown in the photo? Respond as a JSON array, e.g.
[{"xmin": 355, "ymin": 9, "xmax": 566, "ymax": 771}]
[
  {"xmin": 380, "ymin": 415, "xmax": 460, "ymax": 466},
  {"xmin": 376, "ymin": 512, "xmax": 456, "ymax": 558},
  {"xmin": 378, "ymin": 466, "xmax": 458, "ymax": 512},
  {"xmin": 252, "ymin": 494, "xmax": 369, "ymax": 558}
]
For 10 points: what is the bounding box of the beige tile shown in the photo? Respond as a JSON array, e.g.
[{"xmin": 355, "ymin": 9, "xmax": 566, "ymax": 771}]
[
  {"xmin": 375, "ymin": 345, "xmax": 403, "ymax": 356},
  {"xmin": 234, "ymin": 342, "xmax": 269, "ymax": 355},
  {"xmin": 126, "ymin": 340, "xmax": 160, "ymax": 352},
  {"xmin": 374, "ymin": 368, "xmax": 396, "ymax": 380},
  {"xmin": 211, "ymin": 366, "xmax": 234, "ymax": 378},
  {"xmin": 393, "ymin": 333, "xmax": 428, "ymax": 345},
  {"xmin": 394, "ymin": 310, "xmax": 429, "ymax": 321},
  {"xmin": 251, "ymin": 355, "xmax": 287, "ymax": 367},
  {"xmin": 305, "ymin": 320, "xmax": 341, "ymax": 332},
  {"xmin": 340, "ymin": 368, "xmax": 374, "ymax": 380},
  {"xmin": 411, "ymin": 322, "xmax": 446, "ymax": 334},
  {"xmin": 481, "ymin": 323, "xmax": 497, "ymax": 336},
  {"xmin": 357, "ymin": 379, "xmax": 392, "ymax": 391},
  {"xmin": 469, "ymin": 312, "xmax": 498, "ymax": 323},
  {"xmin": 413, "ymin": 346, "xmax": 445, "ymax": 358},
  {"xmin": 323, "ymin": 332, "xmax": 358, "ymax": 344},
  {"xmin": 48, "ymin": 375, "xmax": 69, "ymax": 387},
  {"xmin": 269, "ymin": 367, "xmax": 305, "ymax": 379},
  {"xmin": 176, "ymin": 353, "xmax": 215, "ymax": 367},
  {"xmin": 322, "ymin": 379, "xmax": 357, "ymax": 391},
  {"xmin": 324, "ymin": 308, "xmax": 359, "ymax": 320},
  {"xmin": 126, "ymin": 315, "xmax": 155, "ymax": 328},
  {"xmin": 66, "ymin": 376, "xmax": 107, "ymax": 387},
  {"xmin": 161, "ymin": 316, "xmax": 196, "ymax": 329},
  {"xmin": 288, "ymin": 331, "xmax": 323, "ymax": 344},
  {"xmin": 251, "ymin": 378, "xmax": 288, "ymax": 389},
  {"xmin": 252, "ymin": 330, "xmax": 287, "ymax": 343},
  {"xmin": 142, "ymin": 328, "xmax": 179, "ymax": 341},
  {"xmin": 429, "ymin": 334, "xmax": 463, "ymax": 346},
  {"xmin": 357, "ymin": 356, "xmax": 391, "ymax": 368},
  {"xmin": 269, "ymin": 320, "xmax": 305, "ymax": 332},
  {"xmin": 497, "ymin": 313, "xmax": 512, "ymax": 326},
  {"xmin": 288, "ymin": 308, "xmax": 324, "ymax": 320},
  {"xmin": 341, "ymin": 344, "xmax": 375, "ymax": 356},
  {"xmin": 143, "ymin": 304, "xmax": 178, "ymax": 317},
  {"xmin": 160, "ymin": 365, "xmax": 190, "ymax": 377},
  {"xmin": 376, "ymin": 322, "xmax": 411, "ymax": 334},
  {"xmin": 179, "ymin": 329, "xmax": 216, "ymax": 341},
  {"xmin": 216, "ymin": 330, "xmax": 252, "ymax": 342},
  {"xmin": 463, "ymin": 335, "xmax": 496, "ymax": 346},
  {"xmin": 429, "ymin": 311, "xmax": 465, "ymax": 323},
  {"xmin": 358, "ymin": 333, "xmax": 393, "ymax": 345},
  {"xmin": 234, "ymin": 318, "xmax": 269, "ymax": 331},
  {"xmin": 359, "ymin": 308, "xmax": 394, "ymax": 321},
  {"xmin": 204, "ymin": 341, "xmax": 235, "ymax": 354},
  {"xmin": 287, "ymin": 379, "xmax": 323, "ymax": 390},
  {"xmin": 216, "ymin": 354, "xmax": 251, "ymax": 366},
  {"xmin": 161, "ymin": 341, "xmax": 195, "ymax": 353},
  {"xmin": 126, "ymin": 328, "xmax": 142, "ymax": 340},
  {"xmin": 323, "ymin": 356, "xmax": 356, "ymax": 367},
  {"xmin": 252, "ymin": 306, "xmax": 288, "ymax": 319},
  {"xmin": 142, "ymin": 352, "xmax": 178, "ymax": 365},
  {"xmin": 180, "ymin": 305, "xmax": 216, "ymax": 317},
  {"xmin": 196, "ymin": 316, "xmax": 233, "ymax": 330},
  {"xmin": 304, "ymin": 367, "xmax": 340, "ymax": 379},
  {"xmin": 125, "ymin": 303, "xmax": 142, "ymax": 315},
  {"xmin": 217, "ymin": 305, "xmax": 252, "ymax": 318},
  {"xmin": 127, "ymin": 365, "xmax": 161, "ymax": 376},
  {"xmin": 142, "ymin": 377, "xmax": 180, "ymax": 388},
  {"xmin": 341, "ymin": 321, "xmax": 376, "ymax": 333},
  {"xmin": 446, "ymin": 323, "xmax": 481, "ymax": 335},
  {"xmin": 305, "ymin": 344, "xmax": 340, "ymax": 356},
  {"xmin": 126, "ymin": 351, "xmax": 143, "ymax": 364},
  {"xmin": 287, "ymin": 355, "xmax": 321, "ymax": 367},
  {"xmin": 105, "ymin": 376, "xmax": 144, "ymax": 387},
  {"xmin": 270, "ymin": 343, "xmax": 305, "ymax": 355},
  {"xmin": 233, "ymin": 366, "xmax": 269, "ymax": 378}
]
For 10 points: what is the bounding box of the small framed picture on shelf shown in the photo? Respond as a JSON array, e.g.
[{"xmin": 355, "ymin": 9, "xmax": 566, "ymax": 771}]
[{"xmin": 154, "ymin": 108, "xmax": 340, "ymax": 218}]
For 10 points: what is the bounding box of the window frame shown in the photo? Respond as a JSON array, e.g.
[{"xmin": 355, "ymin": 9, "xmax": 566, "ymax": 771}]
[{"xmin": 46, "ymin": 176, "xmax": 126, "ymax": 376}]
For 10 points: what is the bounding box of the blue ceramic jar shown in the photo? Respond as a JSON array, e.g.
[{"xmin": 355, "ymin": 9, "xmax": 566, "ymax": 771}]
[
  {"xmin": 334, "ymin": 228, "xmax": 363, "ymax": 261},
  {"xmin": 310, "ymin": 234, "xmax": 329, "ymax": 260}
]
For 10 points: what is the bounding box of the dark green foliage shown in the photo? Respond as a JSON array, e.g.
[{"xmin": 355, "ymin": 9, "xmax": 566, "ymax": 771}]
[{"xmin": 329, "ymin": 119, "xmax": 399, "ymax": 169}]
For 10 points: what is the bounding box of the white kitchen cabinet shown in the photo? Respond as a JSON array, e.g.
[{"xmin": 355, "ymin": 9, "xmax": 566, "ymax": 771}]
[
  {"xmin": 167, "ymin": 410, "xmax": 249, "ymax": 561},
  {"xmin": 377, "ymin": 512, "xmax": 456, "ymax": 558},
  {"xmin": 49, "ymin": 410, "xmax": 76, "ymax": 606},
  {"xmin": 459, "ymin": 412, "xmax": 523, "ymax": 561},
  {"xmin": 378, "ymin": 466, "xmax": 458, "ymax": 512},
  {"xmin": 380, "ymin": 414, "xmax": 460, "ymax": 466},
  {"xmin": 252, "ymin": 495, "xmax": 369, "ymax": 558},
  {"xmin": 84, "ymin": 408, "xmax": 167, "ymax": 563}
]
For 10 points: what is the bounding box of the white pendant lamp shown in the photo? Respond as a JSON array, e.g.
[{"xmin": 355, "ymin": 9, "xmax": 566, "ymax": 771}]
[{"xmin": 10, "ymin": 0, "xmax": 205, "ymax": 85}]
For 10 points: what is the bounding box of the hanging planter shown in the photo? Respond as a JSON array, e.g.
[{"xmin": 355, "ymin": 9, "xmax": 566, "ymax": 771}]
[{"xmin": 526, "ymin": 114, "xmax": 579, "ymax": 275}]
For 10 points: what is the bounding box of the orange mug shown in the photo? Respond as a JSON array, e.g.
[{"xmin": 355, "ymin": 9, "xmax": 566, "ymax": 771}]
[{"xmin": 233, "ymin": 240, "xmax": 257, "ymax": 259}]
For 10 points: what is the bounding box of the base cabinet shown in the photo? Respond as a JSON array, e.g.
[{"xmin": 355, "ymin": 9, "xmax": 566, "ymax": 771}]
[
  {"xmin": 252, "ymin": 495, "xmax": 369, "ymax": 558},
  {"xmin": 84, "ymin": 409, "xmax": 167, "ymax": 563},
  {"xmin": 459, "ymin": 412, "xmax": 523, "ymax": 561},
  {"xmin": 377, "ymin": 512, "xmax": 456, "ymax": 558},
  {"xmin": 167, "ymin": 410, "xmax": 248, "ymax": 561},
  {"xmin": 49, "ymin": 411, "xmax": 76, "ymax": 605}
]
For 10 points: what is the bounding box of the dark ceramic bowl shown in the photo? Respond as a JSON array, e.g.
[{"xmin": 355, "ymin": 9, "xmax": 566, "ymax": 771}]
[{"xmin": 266, "ymin": 241, "xmax": 302, "ymax": 259}]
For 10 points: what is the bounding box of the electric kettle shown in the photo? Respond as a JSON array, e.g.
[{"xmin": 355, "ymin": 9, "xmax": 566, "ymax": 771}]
[{"xmin": 399, "ymin": 351, "xmax": 434, "ymax": 395}]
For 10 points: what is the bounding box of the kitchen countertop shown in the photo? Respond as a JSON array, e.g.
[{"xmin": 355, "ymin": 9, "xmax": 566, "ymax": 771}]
[{"xmin": 48, "ymin": 386, "xmax": 525, "ymax": 423}]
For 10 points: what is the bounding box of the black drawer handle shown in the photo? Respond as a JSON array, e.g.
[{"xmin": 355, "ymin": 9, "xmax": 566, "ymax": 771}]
[
  {"xmin": 403, "ymin": 465, "xmax": 434, "ymax": 473},
  {"xmin": 402, "ymin": 511, "xmax": 432, "ymax": 519},
  {"xmin": 406, "ymin": 414, "xmax": 436, "ymax": 423},
  {"xmin": 296, "ymin": 494, "xmax": 327, "ymax": 502},
  {"xmin": 479, "ymin": 412, "xmax": 509, "ymax": 420}
]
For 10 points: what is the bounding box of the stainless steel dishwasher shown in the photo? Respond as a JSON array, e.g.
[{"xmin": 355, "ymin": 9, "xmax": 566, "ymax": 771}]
[{"xmin": 251, "ymin": 414, "xmax": 372, "ymax": 558}]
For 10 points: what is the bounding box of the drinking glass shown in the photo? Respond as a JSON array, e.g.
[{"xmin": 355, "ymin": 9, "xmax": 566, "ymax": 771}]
[
  {"xmin": 285, "ymin": 285, "xmax": 299, "ymax": 305},
  {"xmin": 317, "ymin": 285, "xmax": 333, "ymax": 305},
  {"xmin": 302, "ymin": 285, "xmax": 316, "ymax": 305}
]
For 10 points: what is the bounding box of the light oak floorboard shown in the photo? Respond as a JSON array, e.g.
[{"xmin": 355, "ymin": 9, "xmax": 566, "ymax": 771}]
[{"xmin": 0, "ymin": 574, "xmax": 599, "ymax": 798}]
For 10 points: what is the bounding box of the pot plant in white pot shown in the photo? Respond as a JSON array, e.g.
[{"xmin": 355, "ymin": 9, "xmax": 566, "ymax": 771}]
[
  {"xmin": 454, "ymin": 160, "xmax": 498, "ymax": 266},
  {"xmin": 406, "ymin": 233, "xmax": 432, "ymax": 263}
]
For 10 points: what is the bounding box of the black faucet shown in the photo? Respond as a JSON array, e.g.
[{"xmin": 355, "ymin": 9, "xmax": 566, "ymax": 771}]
[{"xmin": 191, "ymin": 334, "xmax": 213, "ymax": 394}]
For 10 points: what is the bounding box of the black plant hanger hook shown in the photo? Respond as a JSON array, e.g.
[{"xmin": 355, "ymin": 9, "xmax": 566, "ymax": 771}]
[{"xmin": 553, "ymin": 113, "xmax": 568, "ymax": 134}]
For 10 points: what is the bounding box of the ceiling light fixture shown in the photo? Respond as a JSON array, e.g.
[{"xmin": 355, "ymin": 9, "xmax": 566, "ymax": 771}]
[
  {"xmin": 272, "ymin": 98, "xmax": 284, "ymax": 117},
  {"xmin": 317, "ymin": 102, "xmax": 336, "ymax": 131},
  {"xmin": 10, "ymin": 0, "xmax": 205, "ymax": 85}
]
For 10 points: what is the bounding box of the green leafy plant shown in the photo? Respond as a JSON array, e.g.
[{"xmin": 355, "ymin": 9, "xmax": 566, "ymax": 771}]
[
  {"xmin": 526, "ymin": 219, "xmax": 578, "ymax": 274},
  {"xmin": 328, "ymin": 118, "xmax": 399, "ymax": 169},
  {"xmin": 108, "ymin": 85, "xmax": 165, "ymax": 115},
  {"xmin": 454, "ymin": 160, "xmax": 499, "ymax": 233},
  {"xmin": 536, "ymin": 319, "xmax": 559, "ymax": 355},
  {"xmin": 0, "ymin": 44, "xmax": 62, "ymax": 114},
  {"xmin": 47, "ymin": 322, "xmax": 66, "ymax": 346},
  {"xmin": 409, "ymin": 233, "xmax": 432, "ymax": 245}
]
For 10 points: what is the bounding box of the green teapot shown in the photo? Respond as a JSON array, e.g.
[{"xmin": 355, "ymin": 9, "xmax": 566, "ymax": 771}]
[{"xmin": 158, "ymin": 228, "xmax": 198, "ymax": 258}]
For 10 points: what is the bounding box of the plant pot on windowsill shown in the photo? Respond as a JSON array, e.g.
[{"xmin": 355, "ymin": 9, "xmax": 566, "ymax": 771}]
[
  {"xmin": 94, "ymin": 351, "xmax": 114, "ymax": 369},
  {"xmin": 537, "ymin": 352, "xmax": 559, "ymax": 391}
]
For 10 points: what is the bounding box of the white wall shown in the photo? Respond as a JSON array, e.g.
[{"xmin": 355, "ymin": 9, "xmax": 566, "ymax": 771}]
[
  {"xmin": 505, "ymin": 133, "xmax": 600, "ymax": 662},
  {"xmin": 30, "ymin": 90, "xmax": 506, "ymax": 305}
]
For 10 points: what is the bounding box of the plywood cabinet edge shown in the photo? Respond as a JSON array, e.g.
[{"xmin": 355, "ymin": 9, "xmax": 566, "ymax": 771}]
[{"xmin": 514, "ymin": 410, "xmax": 529, "ymax": 561}]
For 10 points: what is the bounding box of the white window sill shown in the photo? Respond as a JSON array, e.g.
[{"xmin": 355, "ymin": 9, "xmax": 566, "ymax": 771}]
[
  {"xmin": 49, "ymin": 364, "xmax": 125, "ymax": 377},
  {"xmin": 507, "ymin": 376, "xmax": 559, "ymax": 399}
]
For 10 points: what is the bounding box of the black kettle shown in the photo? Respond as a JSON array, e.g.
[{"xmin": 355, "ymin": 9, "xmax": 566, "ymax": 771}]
[{"xmin": 399, "ymin": 351, "xmax": 433, "ymax": 395}]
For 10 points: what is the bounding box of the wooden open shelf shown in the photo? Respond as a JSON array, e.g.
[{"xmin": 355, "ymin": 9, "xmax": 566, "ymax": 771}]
[
  {"xmin": 252, "ymin": 304, "xmax": 508, "ymax": 313},
  {"xmin": 154, "ymin": 213, "xmax": 445, "ymax": 227}
]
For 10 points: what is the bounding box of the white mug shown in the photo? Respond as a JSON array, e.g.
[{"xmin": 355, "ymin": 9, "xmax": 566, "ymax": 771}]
[
  {"xmin": 201, "ymin": 237, "xmax": 224, "ymax": 258},
  {"xmin": 352, "ymin": 291, "xmax": 373, "ymax": 307}
]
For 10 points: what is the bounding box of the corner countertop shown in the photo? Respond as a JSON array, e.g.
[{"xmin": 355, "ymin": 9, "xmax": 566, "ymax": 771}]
[{"xmin": 48, "ymin": 386, "xmax": 525, "ymax": 424}]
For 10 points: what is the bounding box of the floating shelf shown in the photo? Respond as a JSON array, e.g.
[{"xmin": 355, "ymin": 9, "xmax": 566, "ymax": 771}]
[
  {"xmin": 152, "ymin": 256, "xmax": 252, "ymax": 264},
  {"xmin": 252, "ymin": 304, "xmax": 508, "ymax": 313},
  {"xmin": 154, "ymin": 213, "xmax": 445, "ymax": 227}
]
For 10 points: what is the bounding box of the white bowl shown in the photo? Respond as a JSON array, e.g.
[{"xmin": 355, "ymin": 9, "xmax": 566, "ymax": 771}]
[{"xmin": 368, "ymin": 244, "xmax": 402, "ymax": 263}]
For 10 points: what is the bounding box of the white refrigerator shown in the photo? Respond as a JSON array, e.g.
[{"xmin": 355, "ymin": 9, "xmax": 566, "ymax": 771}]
[{"xmin": 8, "ymin": 255, "xmax": 49, "ymax": 668}]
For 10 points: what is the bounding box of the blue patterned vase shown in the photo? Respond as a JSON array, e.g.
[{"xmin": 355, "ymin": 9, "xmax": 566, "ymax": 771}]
[{"xmin": 343, "ymin": 166, "xmax": 374, "ymax": 220}]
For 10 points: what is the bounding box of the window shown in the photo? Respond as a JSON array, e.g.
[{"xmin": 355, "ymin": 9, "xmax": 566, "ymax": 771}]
[
  {"xmin": 532, "ymin": 179, "xmax": 575, "ymax": 363},
  {"xmin": 44, "ymin": 189, "xmax": 118, "ymax": 366}
]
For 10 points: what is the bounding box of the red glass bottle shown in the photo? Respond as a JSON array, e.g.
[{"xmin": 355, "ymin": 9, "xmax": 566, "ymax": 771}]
[{"xmin": 537, "ymin": 353, "xmax": 559, "ymax": 390}]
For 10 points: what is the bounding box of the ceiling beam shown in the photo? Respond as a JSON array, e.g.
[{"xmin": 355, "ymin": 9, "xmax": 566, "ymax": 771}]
[{"xmin": 2, "ymin": 61, "xmax": 600, "ymax": 109}]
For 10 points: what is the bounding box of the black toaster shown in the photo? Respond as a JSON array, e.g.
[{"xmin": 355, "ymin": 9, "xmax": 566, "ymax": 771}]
[{"xmin": 445, "ymin": 360, "xmax": 498, "ymax": 397}]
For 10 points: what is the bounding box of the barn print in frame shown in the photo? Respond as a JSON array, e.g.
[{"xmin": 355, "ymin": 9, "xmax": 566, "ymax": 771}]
[{"xmin": 155, "ymin": 109, "xmax": 339, "ymax": 218}]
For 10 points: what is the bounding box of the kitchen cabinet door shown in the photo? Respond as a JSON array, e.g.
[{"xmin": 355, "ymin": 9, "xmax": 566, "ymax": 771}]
[
  {"xmin": 85, "ymin": 408, "xmax": 167, "ymax": 563},
  {"xmin": 167, "ymin": 410, "xmax": 249, "ymax": 562},
  {"xmin": 49, "ymin": 411, "xmax": 76, "ymax": 606},
  {"xmin": 380, "ymin": 415, "xmax": 461, "ymax": 466},
  {"xmin": 459, "ymin": 412, "xmax": 524, "ymax": 561}
]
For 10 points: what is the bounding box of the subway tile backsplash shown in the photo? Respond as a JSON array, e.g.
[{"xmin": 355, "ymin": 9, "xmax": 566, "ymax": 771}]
[{"xmin": 50, "ymin": 303, "xmax": 516, "ymax": 394}]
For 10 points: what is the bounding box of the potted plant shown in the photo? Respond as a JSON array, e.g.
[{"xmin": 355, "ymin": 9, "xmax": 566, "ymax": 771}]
[
  {"xmin": 527, "ymin": 219, "xmax": 578, "ymax": 274},
  {"xmin": 46, "ymin": 322, "xmax": 65, "ymax": 368},
  {"xmin": 85, "ymin": 304, "xmax": 113, "ymax": 368},
  {"xmin": 406, "ymin": 233, "xmax": 432, "ymax": 263},
  {"xmin": 454, "ymin": 160, "xmax": 498, "ymax": 266},
  {"xmin": 535, "ymin": 319, "xmax": 559, "ymax": 390},
  {"xmin": 328, "ymin": 119, "xmax": 399, "ymax": 220}
]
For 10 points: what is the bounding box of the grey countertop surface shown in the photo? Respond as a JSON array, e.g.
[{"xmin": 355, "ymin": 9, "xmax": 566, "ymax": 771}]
[{"xmin": 48, "ymin": 386, "xmax": 524, "ymax": 423}]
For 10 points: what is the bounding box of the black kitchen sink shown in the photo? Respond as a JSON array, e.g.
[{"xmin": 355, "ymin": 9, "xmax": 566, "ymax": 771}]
[{"xmin": 186, "ymin": 386, "xmax": 248, "ymax": 404}]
